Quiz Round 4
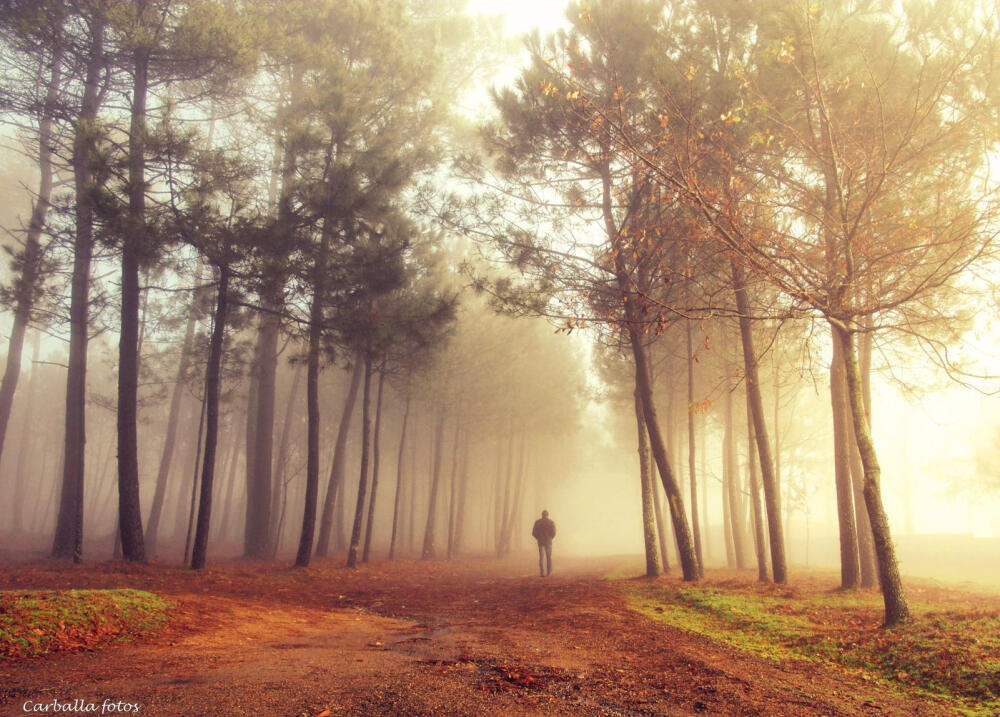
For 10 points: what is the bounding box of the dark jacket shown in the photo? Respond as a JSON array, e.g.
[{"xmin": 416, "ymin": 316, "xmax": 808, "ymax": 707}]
[{"xmin": 532, "ymin": 517, "xmax": 556, "ymax": 545}]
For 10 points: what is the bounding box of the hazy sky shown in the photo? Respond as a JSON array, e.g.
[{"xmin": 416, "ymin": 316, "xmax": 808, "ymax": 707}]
[{"xmin": 471, "ymin": 0, "xmax": 570, "ymax": 36}]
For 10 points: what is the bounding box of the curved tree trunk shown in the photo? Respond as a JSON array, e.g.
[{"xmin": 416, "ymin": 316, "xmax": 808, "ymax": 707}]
[
  {"xmin": 833, "ymin": 323, "xmax": 910, "ymax": 626},
  {"xmin": 630, "ymin": 330, "xmax": 699, "ymax": 581}
]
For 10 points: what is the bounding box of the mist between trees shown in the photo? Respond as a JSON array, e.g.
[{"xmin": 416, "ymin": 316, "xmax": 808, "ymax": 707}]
[{"xmin": 0, "ymin": 0, "xmax": 997, "ymax": 627}]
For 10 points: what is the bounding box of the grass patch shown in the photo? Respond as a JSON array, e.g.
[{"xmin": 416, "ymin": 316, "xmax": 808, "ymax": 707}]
[
  {"xmin": 0, "ymin": 588, "xmax": 172, "ymax": 660},
  {"xmin": 629, "ymin": 581, "xmax": 1000, "ymax": 715}
]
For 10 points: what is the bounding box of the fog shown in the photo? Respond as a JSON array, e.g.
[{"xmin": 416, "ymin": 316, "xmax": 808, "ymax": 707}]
[{"xmin": 0, "ymin": 0, "xmax": 997, "ymax": 612}]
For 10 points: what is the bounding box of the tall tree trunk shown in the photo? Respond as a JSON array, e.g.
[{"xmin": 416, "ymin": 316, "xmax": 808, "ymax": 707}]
[
  {"xmin": 772, "ymin": 350, "xmax": 782, "ymax": 534},
  {"xmin": 32, "ymin": 447, "xmax": 54, "ymax": 534},
  {"xmin": 250, "ymin": 68, "xmax": 298, "ymax": 558},
  {"xmin": 388, "ymin": 394, "xmax": 411, "ymax": 559},
  {"xmin": 421, "ymin": 410, "xmax": 446, "ymax": 559},
  {"xmin": 496, "ymin": 429, "xmax": 515, "ymax": 557},
  {"xmin": 268, "ymin": 361, "xmax": 303, "ymax": 551},
  {"xmin": 833, "ymin": 323, "xmax": 910, "ymax": 626},
  {"xmin": 598, "ymin": 157, "xmax": 698, "ymax": 581},
  {"xmin": 145, "ymin": 263, "xmax": 202, "ymax": 555},
  {"xmin": 453, "ymin": 434, "xmax": 471, "ymax": 558},
  {"xmin": 116, "ymin": 20, "xmax": 149, "ymax": 563},
  {"xmin": 650, "ymin": 456, "xmax": 670, "ymax": 570},
  {"xmin": 0, "ymin": 46, "xmax": 61, "ymax": 466},
  {"xmin": 746, "ymin": 390, "xmax": 769, "ymax": 582},
  {"xmin": 493, "ymin": 435, "xmax": 507, "ymax": 554},
  {"xmin": 721, "ymin": 408, "xmax": 735, "ymax": 567},
  {"xmin": 407, "ymin": 426, "xmax": 418, "ymax": 554},
  {"xmin": 630, "ymin": 332, "xmax": 699, "ymax": 581},
  {"xmin": 294, "ymin": 231, "xmax": 328, "ymax": 568},
  {"xmin": 316, "ymin": 354, "xmax": 364, "ymax": 557},
  {"xmin": 183, "ymin": 388, "xmax": 207, "ymax": 565},
  {"xmin": 271, "ymin": 476, "xmax": 290, "ymax": 560},
  {"xmin": 12, "ymin": 332, "xmax": 41, "ymax": 533},
  {"xmin": 347, "ymin": 356, "xmax": 374, "ymax": 568},
  {"xmin": 53, "ymin": 16, "xmax": 106, "ymax": 562},
  {"xmin": 848, "ymin": 329, "xmax": 878, "ymax": 587},
  {"xmin": 242, "ymin": 360, "xmax": 259, "ymax": 555},
  {"xmin": 724, "ymin": 381, "xmax": 747, "ymax": 569},
  {"xmin": 191, "ymin": 266, "xmax": 230, "ymax": 569},
  {"xmin": 246, "ymin": 309, "xmax": 278, "ymax": 559},
  {"xmin": 635, "ymin": 387, "xmax": 661, "ymax": 577},
  {"xmin": 815, "ymin": 96, "xmax": 873, "ymax": 589},
  {"xmin": 507, "ymin": 435, "xmax": 527, "ymax": 555},
  {"xmin": 446, "ymin": 422, "xmax": 462, "ymax": 559},
  {"xmin": 730, "ymin": 257, "xmax": 787, "ymax": 583},
  {"xmin": 362, "ymin": 370, "xmax": 385, "ymax": 563},
  {"xmin": 630, "ymin": 335, "xmax": 699, "ymax": 581},
  {"xmin": 212, "ymin": 428, "xmax": 238, "ymax": 540},
  {"xmin": 333, "ymin": 461, "xmax": 348, "ymax": 552},
  {"xmin": 831, "ymin": 334, "xmax": 861, "ymax": 588},
  {"xmin": 89, "ymin": 433, "xmax": 115, "ymax": 528},
  {"xmin": 700, "ymin": 417, "xmax": 710, "ymax": 561},
  {"xmin": 170, "ymin": 399, "xmax": 197, "ymax": 544},
  {"xmin": 686, "ymin": 320, "xmax": 704, "ymax": 576},
  {"xmin": 218, "ymin": 420, "xmax": 244, "ymax": 546}
]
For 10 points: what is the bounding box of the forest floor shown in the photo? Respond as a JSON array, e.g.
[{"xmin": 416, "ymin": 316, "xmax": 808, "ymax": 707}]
[{"xmin": 0, "ymin": 555, "xmax": 996, "ymax": 716}]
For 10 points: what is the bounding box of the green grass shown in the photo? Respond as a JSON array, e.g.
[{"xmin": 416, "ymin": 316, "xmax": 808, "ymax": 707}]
[
  {"xmin": 0, "ymin": 588, "xmax": 172, "ymax": 659},
  {"xmin": 628, "ymin": 582, "xmax": 1000, "ymax": 715}
]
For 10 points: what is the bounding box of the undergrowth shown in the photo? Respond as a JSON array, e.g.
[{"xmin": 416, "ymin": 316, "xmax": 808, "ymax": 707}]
[
  {"xmin": 628, "ymin": 581, "xmax": 1000, "ymax": 715},
  {"xmin": 0, "ymin": 588, "xmax": 172, "ymax": 660}
]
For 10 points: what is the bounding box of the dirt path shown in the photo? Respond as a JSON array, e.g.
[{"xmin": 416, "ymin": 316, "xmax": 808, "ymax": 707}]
[{"xmin": 0, "ymin": 558, "xmax": 953, "ymax": 716}]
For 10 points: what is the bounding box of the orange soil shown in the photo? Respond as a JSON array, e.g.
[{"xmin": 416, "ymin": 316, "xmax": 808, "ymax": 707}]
[{"xmin": 0, "ymin": 556, "xmax": 961, "ymax": 716}]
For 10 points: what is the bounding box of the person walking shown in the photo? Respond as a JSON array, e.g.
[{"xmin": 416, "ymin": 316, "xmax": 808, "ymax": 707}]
[{"xmin": 531, "ymin": 510, "xmax": 556, "ymax": 577}]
